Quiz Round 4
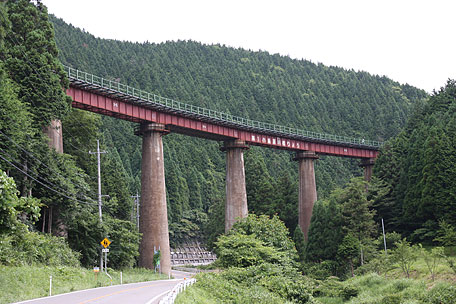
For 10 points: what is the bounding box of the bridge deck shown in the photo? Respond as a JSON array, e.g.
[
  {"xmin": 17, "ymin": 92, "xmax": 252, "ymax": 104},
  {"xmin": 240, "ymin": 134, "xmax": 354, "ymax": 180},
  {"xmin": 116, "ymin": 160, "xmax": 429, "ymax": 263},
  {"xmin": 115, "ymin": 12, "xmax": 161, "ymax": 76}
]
[{"xmin": 66, "ymin": 66, "xmax": 380, "ymax": 159}]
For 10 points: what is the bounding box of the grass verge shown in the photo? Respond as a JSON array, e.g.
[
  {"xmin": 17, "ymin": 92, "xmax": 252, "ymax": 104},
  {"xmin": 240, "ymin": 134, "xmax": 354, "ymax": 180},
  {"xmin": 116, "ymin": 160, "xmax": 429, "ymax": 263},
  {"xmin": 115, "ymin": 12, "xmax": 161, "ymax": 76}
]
[{"xmin": 0, "ymin": 265, "xmax": 167, "ymax": 304}]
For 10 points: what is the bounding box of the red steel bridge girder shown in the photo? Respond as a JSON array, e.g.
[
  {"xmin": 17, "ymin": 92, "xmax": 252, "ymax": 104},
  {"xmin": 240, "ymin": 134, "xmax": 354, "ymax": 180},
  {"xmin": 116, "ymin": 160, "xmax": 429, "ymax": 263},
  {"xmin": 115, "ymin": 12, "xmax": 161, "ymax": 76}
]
[{"xmin": 67, "ymin": 87, "xmax": 379, "ymax": 159}]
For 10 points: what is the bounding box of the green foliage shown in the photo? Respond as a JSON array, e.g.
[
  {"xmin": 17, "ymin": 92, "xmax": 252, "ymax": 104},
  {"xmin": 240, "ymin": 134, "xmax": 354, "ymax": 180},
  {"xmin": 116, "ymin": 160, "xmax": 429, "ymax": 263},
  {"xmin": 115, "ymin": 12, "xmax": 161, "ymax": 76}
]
[
  {"xmin": 339, "ymin": 284, "xmax": 358, "ymax": 300},
  {"xmin": 337, "ymin": 233, "xmax": 359, "ymax": 276},
  {"xmin": 229, "ymin": 214, "xmax": 298, "ymax": 262},
  {"xmin": 377, "ymin": 231, "xmax": 402, "ymax": 251},
  {"xmin": 306, "ymin": 198, "xmax": 343, "ymax": 263},
  {"xmin": 0, "ymin": 170, "xmax": 23, "ymax": 233},
  {"xmin": 0, "ymin": 171, "xmax": 41, "ymax": 233},
  {"xmin": 420, "ymin": 245, "xmax": 444, "ymax": 281},
  {"xmin": 177, "ymin": 272, "xmax": 290, "ymax": 304},
  {"xmin": 50, "ymin": 13, "xmax": 427, "ymax": 249},
  {"xmin": 215, "ymin": 233, "xmax": 286, "ymax": 268},
  {"xmin": 153, "ymin": 250, "xmax": 161, "ymax": 269},
  {"xmin": 293, "ymin": 225, "xmax": 306, "ymax": 261},
  {"xmin": 0, "ymin": 231, "xmax": 80, "ymax": 267},
  {"xmin": 444, "ymin": 256, "xmax": 456, "ymax": 275},
  {"xmin": 3, "ymin": 0, "xmax": 70, "ymax": 126},
  {"xmin": 391, "ymin": 238, "xmax": 419, "ymax": 278},
  {"xmin": 306, "ymin": 178, "xmax": 376, "ymax": 269},
  {"xmin": 104, "ymin": 217, "xmax": 140, "ymax": 268},
  {"xmin": 0, "ymin": 265, "xmax": 166, "ymax": 303},
  {"xmin": 305, "ymin": 260, "xmax": 342, "ymax": 280},
  {"xmin": 178, "ymin": 263, "xmax": 320, "ymax": 304},
  {"xmin": 355, "ymin": 254, "xmax": 395, "ymax": 276},
  {"xmin": 258, "ymin": 275, "xmax": 317, "ymax": 303},
  {"xmin": 434, "ymin": 220, "xmax": 456, "ymax": 247},
  {"xmin": 421, "ymin": 283, "xmax": 456, "ymax": 304},
  {"xmin": 215, "ymin": 214, "xmax": 298, "ymax": 268},
  {"xmin": 374, "ymin": 80, "xmax": 456, "ymax": 240},
  {"xmin": 66, "ymin": 208, "xmax": 103, "ymax": 267}
]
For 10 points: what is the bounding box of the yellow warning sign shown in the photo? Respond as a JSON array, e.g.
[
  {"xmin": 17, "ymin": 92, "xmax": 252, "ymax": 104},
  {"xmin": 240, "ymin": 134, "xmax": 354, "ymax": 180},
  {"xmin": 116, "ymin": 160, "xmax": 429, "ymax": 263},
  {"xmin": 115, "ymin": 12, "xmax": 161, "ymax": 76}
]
[{"xmin": 100, "ymin": 238, "xmax": 111, "ymax": 248}]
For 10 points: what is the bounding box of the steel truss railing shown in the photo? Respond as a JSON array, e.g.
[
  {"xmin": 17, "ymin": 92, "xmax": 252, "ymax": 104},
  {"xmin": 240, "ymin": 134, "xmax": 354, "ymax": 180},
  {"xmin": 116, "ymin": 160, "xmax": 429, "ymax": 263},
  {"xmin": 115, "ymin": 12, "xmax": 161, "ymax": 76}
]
[{"xmin": 65, "ymin": 65, "xmax": 383, "ymax": 149}]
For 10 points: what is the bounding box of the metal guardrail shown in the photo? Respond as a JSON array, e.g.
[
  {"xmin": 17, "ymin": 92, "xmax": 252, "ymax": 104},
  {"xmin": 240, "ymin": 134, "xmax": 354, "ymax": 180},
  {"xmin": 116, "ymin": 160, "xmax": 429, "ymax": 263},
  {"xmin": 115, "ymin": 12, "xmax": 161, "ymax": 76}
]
[
  {"xmin": 64, "ymin": 65, "xmax": 383, "ymax": 149},
  {"xmin": 159, "ymin": 278, "xmax": 196, "ymax": 304}
]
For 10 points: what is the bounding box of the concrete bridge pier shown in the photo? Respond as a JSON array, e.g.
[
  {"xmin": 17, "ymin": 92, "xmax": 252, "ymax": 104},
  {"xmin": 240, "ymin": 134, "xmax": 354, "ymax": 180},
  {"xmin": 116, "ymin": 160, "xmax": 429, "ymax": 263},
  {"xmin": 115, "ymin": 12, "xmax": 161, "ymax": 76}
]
[
  {"xmin": 294, "ymin": 151, "xmax": 319, "ymax": 240},
  {"xmin": 137, "ymin": 123, "xmax": 171, "ymax": 275},
  {"xmin": 360, "ymin": 158, "xmax": 375, "ymax": 182},
  {"xmin": 221, "ymin": 140, "xmax": 249, "ymax": 232},
  {"xmin": 43, "ymin": 119, "xmax": 67, "ymax": 237},
  {"xmin": 44, "ymin": 119, "xmax": 63, "ymax": 153}
]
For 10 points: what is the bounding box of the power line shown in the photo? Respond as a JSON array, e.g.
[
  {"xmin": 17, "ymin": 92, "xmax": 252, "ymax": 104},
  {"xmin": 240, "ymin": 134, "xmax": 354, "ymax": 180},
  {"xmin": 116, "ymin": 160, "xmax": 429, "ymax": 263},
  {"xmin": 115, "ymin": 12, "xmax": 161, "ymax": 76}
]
[
  {"xmin": 0, "ymin": 130, "xmax": 98, "ymax": 198},
  {"xmin": 0, "ymin": 147, "xmax": 89, "ymax": 200},
  {"xmin": 0, "ymin": 151, "xmax": 97, "ymax": 206}
]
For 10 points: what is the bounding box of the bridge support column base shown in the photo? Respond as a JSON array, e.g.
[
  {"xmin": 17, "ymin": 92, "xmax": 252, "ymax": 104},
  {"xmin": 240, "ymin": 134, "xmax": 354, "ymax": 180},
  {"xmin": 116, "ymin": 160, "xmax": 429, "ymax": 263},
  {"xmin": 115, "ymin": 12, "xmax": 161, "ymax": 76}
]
[
  {"xmin": 138, "ymin": 123, "xmax": 171, "ymax": 275},
  {"xmin": 359, "ymin": 158, "xmax": 375, "ymax": 182},
  {"xmin": 294, "ymin": 151, "xmax": 319, "ymax": 241},
  {"xmin": 222, "ymin": 140, "xmax": 249, "ymax": 232}
]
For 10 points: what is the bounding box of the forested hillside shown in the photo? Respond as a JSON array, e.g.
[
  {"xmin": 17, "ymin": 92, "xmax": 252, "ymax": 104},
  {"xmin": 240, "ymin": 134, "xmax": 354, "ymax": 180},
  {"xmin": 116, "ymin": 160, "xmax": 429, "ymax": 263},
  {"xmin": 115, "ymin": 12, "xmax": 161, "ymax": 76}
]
[
  {"xmin": 374, "ymin": 80, "xmax": 456, "ymax": 242},
  {"xmin": 49, "ymin": 15, "xmax": 428, "ymax": 247},
  {"xmin": 1, "ymin": 0, "xmax": 430, "ymax": 271}
]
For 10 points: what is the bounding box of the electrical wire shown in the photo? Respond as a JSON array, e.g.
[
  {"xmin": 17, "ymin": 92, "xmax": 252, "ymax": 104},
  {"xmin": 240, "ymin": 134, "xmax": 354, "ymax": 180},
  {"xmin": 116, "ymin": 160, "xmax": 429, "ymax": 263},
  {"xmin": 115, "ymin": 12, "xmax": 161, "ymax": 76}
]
[
  {"xmin": 0, "ymin": 151, "xmax": 97, "ymax": 206},
  {"xmin": 0, "ymin": 5, "xmax": 121, "ymax": 218},
  {"xmin": 0, "ymin": 130, "xmax": 98, "ymax": 197}
]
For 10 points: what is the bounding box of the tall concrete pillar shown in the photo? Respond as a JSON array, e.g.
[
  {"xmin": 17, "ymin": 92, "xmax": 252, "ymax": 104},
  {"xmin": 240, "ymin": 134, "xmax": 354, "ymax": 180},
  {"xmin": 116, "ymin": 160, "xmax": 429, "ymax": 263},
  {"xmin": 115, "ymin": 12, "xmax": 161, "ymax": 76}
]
[
  {"xmin": 137, "ymin": 123, "xmax": 171, "ymax": 275},
  {"xmin": 360, "ymin": 158, "xmax": 375, "ymax": 182},
  {"xmin": 294, "ymin": 151, "xmax": 319, "ymax": 241},
  {"xmin": 44, "ymin": 119, "xmax": 63, "ymax": 153},
  {"xmin": 221, "ymin": 140, "xmax": 249, "ymax": 232},
  {"xmin": 43, "ymin": 119, "xmax": 66, "ymax": 237}
]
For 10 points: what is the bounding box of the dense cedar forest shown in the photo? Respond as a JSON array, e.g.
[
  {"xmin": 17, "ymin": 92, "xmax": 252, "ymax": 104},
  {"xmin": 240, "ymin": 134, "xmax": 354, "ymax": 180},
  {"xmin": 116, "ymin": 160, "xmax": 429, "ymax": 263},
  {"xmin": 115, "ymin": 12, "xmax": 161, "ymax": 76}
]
[
  {"xmin": 48, "ymin": 14, "xmax": 429, "ymax": 250},
  {"xmin": 4, "ymin": 1, "xmax": 456, "ymax": 272}
]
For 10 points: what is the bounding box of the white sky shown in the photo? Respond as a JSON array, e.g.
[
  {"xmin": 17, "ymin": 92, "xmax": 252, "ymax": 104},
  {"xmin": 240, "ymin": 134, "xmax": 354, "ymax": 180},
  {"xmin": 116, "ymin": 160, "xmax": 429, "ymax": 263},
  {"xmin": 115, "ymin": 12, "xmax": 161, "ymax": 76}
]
[{"xmin": 42, "ymin": 0, "xmax": 456, "ymax": 93}]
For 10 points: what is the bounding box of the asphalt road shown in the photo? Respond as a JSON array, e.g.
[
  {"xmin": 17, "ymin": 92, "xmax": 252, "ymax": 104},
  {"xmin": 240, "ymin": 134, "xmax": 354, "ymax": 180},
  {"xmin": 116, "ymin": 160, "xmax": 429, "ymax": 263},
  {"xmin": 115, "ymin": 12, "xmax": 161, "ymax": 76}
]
[{"xmin": 13, "ymin": 270, "xmax": 194, "ymax": 304}]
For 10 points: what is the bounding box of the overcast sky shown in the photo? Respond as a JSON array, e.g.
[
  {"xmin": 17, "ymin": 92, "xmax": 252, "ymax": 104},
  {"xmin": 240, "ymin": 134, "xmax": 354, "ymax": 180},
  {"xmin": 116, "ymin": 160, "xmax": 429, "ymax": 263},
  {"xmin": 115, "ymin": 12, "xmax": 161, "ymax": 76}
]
[{"xmin": 42, "ymin": 0, "xmax": 455, "ymax": 93}]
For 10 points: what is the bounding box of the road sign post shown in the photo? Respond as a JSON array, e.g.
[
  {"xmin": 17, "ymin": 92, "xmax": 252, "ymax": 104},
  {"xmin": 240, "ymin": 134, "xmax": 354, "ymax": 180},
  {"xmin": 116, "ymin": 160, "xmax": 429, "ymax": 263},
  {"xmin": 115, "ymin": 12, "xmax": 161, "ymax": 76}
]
[{"xmin": 100, "ymin": 238, "xmax": 111, "ymax": 273}]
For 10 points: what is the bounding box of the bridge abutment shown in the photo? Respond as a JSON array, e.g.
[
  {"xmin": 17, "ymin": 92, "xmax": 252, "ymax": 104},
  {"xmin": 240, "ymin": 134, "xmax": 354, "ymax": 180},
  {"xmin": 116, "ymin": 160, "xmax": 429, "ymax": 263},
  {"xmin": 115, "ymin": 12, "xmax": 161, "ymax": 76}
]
[
  {"xmin": 137, "ymin": 123, "xmax": 171, "ymax": 275},
  {"xmin": 221, "ymin": 140, "xmax": 249, "ymax": 232},
  {"xmin": 294, "ymin": 151, "xmax": 319, "ymax": 240}
]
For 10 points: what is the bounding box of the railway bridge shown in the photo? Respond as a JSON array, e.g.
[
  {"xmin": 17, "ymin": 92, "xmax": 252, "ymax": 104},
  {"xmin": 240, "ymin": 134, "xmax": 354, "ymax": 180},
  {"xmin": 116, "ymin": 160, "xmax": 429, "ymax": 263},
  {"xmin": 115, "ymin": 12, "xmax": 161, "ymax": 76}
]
[{"xmin": 47, "ymin": 66, "xmax": 382, "ymax": 276}]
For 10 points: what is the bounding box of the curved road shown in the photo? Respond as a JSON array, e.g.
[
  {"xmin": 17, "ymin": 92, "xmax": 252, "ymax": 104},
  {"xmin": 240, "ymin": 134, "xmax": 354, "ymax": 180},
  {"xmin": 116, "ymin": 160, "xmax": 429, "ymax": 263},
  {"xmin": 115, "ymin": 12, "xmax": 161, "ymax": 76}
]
[{"xmin": 14, "ymin": 271, "xmax": 193, "ymax": 304}]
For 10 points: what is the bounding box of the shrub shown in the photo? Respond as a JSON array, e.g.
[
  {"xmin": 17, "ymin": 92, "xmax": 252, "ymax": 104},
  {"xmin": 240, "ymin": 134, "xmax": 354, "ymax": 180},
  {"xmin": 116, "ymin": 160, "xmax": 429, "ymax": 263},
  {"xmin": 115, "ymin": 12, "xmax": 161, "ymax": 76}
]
[
  {"xmin": 229, "ymin": 214, "xmax": 298, "ymax": 262},
  {"xmin": 215, "ymin": 214, "xmax": 298, "ymax": 269},
  {"xmin": 215, "ymin": 233, "xmax": 286, "ymax": 268},
  {"xmin": 340, "ymin": 284, "xmax": 358, "ymax": 300},
  {"xmin": 422, "ymin": 283, "xmax": 456, "ymax": 304},
  {"xmin": 380, "ymin": 294, "xmax": 402, "ymax": 304},
  {"xmin": 305, "ymin": 260, "xmax": 342, "ymax": 280},
  {"xmin": 0, "ymin": 231, "xmax": 80, "ymax": 267},
  {"xmin": 313, "ymin": 277, "xmax": 343, "ymax": 298},
  {"xmin": 259, "ymin": 275, "xmax": 316, "ymax": 303},
  {"xmin": 191, "ymin": 272, "xmax": 288, "ymax": 304},
  {"xmin": 391, "ymin": 238, "xmax": 419, "ymax": 278}
]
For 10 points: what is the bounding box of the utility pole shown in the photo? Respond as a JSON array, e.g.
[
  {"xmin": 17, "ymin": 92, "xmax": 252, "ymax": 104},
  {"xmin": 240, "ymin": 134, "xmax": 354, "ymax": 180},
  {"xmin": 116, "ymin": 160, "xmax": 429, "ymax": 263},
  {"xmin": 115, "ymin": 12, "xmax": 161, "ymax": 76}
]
[
  {"xmin": 131, "ymin": 193, "xmax": 140, "ymax": 229},
  {"xmin": 89, "ymin": 139, "xmax": 107, "ymax": 271}
]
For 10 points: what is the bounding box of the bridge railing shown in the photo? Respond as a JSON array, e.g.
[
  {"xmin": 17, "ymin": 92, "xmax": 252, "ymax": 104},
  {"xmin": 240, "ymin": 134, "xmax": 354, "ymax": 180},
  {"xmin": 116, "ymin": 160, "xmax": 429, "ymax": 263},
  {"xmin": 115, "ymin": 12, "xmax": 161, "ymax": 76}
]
[{"xmin": 66, "ymin": 66, "xmax": 383, "ymax": 148}]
